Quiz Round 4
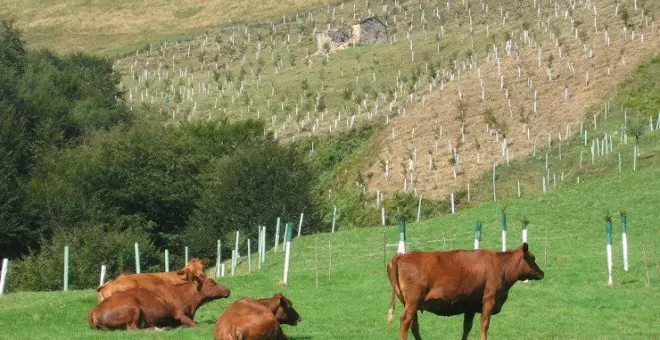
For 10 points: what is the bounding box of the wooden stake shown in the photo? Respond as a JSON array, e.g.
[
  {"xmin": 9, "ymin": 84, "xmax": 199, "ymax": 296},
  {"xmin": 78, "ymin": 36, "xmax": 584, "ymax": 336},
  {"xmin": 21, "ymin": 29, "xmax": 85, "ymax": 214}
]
[
  {"xmin": 643, "ymin": 244, "xmax": 651, "ymax": 287},
  {"xmin": 544, "ymin": 232, "xmax": 548, "ymax": 267}
]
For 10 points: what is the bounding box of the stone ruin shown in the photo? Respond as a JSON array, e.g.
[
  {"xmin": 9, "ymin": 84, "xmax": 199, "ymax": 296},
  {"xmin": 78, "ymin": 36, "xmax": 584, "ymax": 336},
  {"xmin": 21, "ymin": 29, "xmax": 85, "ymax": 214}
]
[{"xmin": 316, "ymin": 16, "xmax": 389, "ymax": 55}]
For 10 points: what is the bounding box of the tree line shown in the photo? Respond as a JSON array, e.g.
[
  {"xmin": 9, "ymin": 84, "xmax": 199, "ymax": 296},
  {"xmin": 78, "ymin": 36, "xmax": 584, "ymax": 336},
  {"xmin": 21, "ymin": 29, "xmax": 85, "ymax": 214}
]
[{"xmin": 0, "ymin": 21, "xmax": 318, "ymax": 291}]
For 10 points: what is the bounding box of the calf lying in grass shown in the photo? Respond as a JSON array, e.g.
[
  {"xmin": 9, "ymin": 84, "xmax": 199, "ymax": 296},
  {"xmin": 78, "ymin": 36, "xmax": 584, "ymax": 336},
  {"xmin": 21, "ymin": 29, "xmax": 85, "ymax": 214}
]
[{"xmin": 214, "ymin": 293, "xmax": 301, "ymax": 340}]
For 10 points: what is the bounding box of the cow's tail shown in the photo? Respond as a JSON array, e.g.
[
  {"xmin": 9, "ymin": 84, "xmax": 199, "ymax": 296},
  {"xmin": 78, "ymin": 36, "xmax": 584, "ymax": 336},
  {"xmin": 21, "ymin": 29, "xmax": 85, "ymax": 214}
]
[{"xmin": 386, "ymin": 254, "xmax": 402, "ymax": 333}]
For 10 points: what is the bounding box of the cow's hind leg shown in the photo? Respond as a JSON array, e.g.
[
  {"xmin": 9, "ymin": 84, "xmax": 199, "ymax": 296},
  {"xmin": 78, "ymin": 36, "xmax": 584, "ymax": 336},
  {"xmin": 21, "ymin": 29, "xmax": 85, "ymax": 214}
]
[
  {"xmin": 126, "ymin": 306, "xmax": 144, "ymax": 330},
  {"xmin": 400, "ymin": 303, "xmax": 419, "ymax": 340},
  {"xmin": 410, "ymin": 312, "xmax": 422, "ymax": 340},
  {"xmin": 461, "ymin": 312, "xmax": 475, "ymax": 340}
]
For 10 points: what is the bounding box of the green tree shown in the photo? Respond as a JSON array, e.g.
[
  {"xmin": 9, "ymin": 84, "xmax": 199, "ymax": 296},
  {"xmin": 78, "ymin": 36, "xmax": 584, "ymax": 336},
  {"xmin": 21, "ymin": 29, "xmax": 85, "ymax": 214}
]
[{"xmin": 183, "ymin": 140, "xmax": 317, "ymax": 259}]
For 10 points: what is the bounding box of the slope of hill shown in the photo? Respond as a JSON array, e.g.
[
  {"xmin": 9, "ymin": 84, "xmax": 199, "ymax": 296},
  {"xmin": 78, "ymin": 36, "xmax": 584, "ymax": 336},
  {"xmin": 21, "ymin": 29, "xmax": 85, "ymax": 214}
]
[
  {"xmin": 0, "ymin": 0, "xmax": 331, "ymax": 55},
  {"xmin": 103, "ymin": 0, "xmax": 658, "ymax": 207},
  {"xmin": 0, "ymin": 164, "xmax": 658, "ymax": 338},
  {"xmin": 363, "ymin": 10, "xmax": 660, "ymax": 201}
]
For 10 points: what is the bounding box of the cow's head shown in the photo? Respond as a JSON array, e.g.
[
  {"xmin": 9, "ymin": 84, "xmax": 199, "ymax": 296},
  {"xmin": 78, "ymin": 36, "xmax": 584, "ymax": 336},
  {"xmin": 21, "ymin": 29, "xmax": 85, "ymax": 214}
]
[
  {"xmin": 198, "ymin": 277, "xmax": 231, "ymax": 300},
  {"xmin": 176, "ymin": 258, "xmax": 209, "ymax": 282},
  {"xmin": 517, "ymin": 243, "xmax": 544, "ymax": 281},
  {"xmin": 269, "ymin": 293, "xmax": 301, "ymax": 326}
]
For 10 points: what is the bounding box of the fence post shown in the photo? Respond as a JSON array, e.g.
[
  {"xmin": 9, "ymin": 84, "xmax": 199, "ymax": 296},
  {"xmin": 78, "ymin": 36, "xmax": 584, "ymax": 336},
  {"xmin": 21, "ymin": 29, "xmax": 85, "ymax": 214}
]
[
  {"xmin": 231, "ymin": 250, "xmax": 236, "ymax": 277},
  {"xmin": 450, "ymin": 193, "xmax": 455, "ymax": 214},
  {"xmin": 63, "ymin": 245, "xmax": 69, "ymax": 291},
  {"xmin": 99, "ymin": 265, "xmax": 107, "ymax": 286},
  {"xmin": 283, "ymin": 222, "xmax": 294, "ymax": 285},
  {"xmin": 397, "ymin": 218, "xmax": 407, "ymax": 254},
  {"xmin": 0, "ymin": 258, "xmax": 9, "ymax": 295},
  {"xmin": 332, "ymin": 206, "xmax": 338, "ymax": 232},
  {"xmin": 492, "ymin": 163, "xmax": 497, "ymax": 201},
  {"xmin": 164, "ymin": 249, "xmax": 170, "ymax": 272},
  {"xmin": 381, "ymin": 207, "xmax": 386, "ymax": 226},
  {"xmin": 501, "ymin": 210, "xmax": 507, "ymax": 251},
  {"xmin": 297, "ymin": 212, "xmax": 304, "ymax": 237},
  {"xmin": 184, "ymin": 246, "xmax": 189, "ymax": 264},
  {"xmin": 215, "ymin": 240, "xmax": 221, "ymax": 278},
  {"xmin": 261, "ymin": 226, "xmax": 266, "ymax": 264},
  {"xmin": 474, "ymin": 221, "xmax": 482, "ymax": 250},
  {"xmin": 621, "ymin": 212, "xmax": 629, "ymax": 272},
  {"xmin": 606, "ymin": 219, "xmax": 613, "ymax": 286},
  {"xmin": 234, "ymin": 231, "xmax": 240, "ymax": 258},
  {"xmin": 275, "ymin": 218, "xmax": 281, "ymax": 251},
  {"xmin": 248, "ymin": 239, "xmax": 252, "ymax": 273},
  {"xmin": 522, "ymin": 218, "xmax": 530, "ymax": 283},
  {"xmin": 134, "ymin": 242, "xmax": 140, "ymax": 274}
]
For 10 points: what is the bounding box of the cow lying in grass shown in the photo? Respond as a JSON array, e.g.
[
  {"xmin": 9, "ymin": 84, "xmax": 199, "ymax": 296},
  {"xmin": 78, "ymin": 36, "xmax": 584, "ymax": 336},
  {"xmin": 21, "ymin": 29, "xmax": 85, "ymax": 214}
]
[
  {"xmin": 386, "ymin": 243, "xmax": 544, "ymax": 340},
  {"xmin": 96, "ymin": 258, "xmax": 209, "ymax": 302},
  {"xmin": 89, "ymin": 276, "xmax": 230, "ymax": 330},
  {"xmin": 214, "ymin": 293, "xmax": 301, "ymax": 340}
]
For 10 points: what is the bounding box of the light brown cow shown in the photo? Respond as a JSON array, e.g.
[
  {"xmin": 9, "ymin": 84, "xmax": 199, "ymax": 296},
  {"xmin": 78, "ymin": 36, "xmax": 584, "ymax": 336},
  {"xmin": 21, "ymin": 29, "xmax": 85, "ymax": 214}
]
[
  {"xmin": 214, "ymin": 293, "xmax": 301, "ymax": 340},
  {"xmin": 96, "ymin": 258, "xmax": 209, "ymax": 302},
  {"xmin": 386, "ymin": 243, "xmax": 544, "ymax": 340},
  {"xmin": 89, "ymin": 276, "xmax": 230, "ymax": 330}
]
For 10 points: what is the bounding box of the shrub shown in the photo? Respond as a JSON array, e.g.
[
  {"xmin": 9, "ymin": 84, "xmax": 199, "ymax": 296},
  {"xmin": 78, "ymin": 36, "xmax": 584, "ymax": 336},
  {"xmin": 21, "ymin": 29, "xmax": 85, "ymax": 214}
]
[{"xmin": 9, "ymin": 221, "xmax": 159, "ymax": 292}]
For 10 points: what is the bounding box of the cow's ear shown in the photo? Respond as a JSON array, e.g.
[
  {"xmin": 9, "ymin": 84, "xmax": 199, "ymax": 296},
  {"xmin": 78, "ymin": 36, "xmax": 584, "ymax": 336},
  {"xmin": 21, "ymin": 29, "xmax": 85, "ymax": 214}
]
[
  {"xmin": 194, "ymin": 276, "xmax": 204, "ymax": 291},
  {"xmin": 279, "ymin": 295, "xmax": 289, "ymax": 308},
  {"xmin": 175, "ymin": 268, "xmax": 189, "ymax": 280},
  {"xmin": 522, "ymin": 242, "xmax": 529, "ymax": 253}
]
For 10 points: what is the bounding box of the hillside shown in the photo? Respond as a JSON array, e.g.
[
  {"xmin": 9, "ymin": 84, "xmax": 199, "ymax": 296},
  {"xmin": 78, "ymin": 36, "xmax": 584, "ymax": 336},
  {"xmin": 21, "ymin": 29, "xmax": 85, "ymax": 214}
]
[
  {"xmin": 0, "ymin": 0, "xmax": 331, "ymax": 55},
  {"xmin": 363, "ymin": 1, "xmax": 660, "ymax": 201},
  {"xmin": 102, "ymin": 0, "xmax": 659, "ymax": 207},
  {"xmin": 0, "ymin": 165, "xmax": 658, "ymax": 338}
]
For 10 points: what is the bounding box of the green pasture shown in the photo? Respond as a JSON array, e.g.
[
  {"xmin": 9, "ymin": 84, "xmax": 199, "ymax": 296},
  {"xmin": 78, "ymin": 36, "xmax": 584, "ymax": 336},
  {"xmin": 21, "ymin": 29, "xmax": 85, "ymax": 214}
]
[{"xmin": 1, "ymin": 165, "xmax": 659, "ymax": 339}]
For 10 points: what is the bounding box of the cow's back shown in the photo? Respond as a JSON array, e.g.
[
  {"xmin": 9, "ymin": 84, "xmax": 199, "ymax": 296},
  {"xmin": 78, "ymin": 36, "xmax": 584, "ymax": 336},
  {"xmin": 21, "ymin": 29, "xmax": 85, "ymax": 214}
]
[
  {"xmin": 97, "ymin": 273, "xmax": 182, "ymax": 302},
  {"xmin": 215, "ymin": 299, "xmax": 282, "ymax": 340}
]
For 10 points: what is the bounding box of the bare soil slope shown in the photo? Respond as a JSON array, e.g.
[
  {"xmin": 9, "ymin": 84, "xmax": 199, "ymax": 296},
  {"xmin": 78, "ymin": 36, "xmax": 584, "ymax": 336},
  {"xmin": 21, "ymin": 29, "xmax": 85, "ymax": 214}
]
[{"xmin": 363, "ymin": 1, "xmax": 659, "ymax": 201}]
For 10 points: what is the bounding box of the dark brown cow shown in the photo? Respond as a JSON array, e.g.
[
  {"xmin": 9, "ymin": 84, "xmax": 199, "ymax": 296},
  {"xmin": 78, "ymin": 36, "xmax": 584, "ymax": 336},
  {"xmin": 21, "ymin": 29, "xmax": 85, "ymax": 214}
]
[
  {"xmin": 386, "ymin": 243, "xmax": 544, "ymax": 340},
  {"xmin": 89, "ymin": 276, "xmax": 230, "ymax": 330},
  {"xmin": 96, "ymin": 258, "xmax": 209, "ymax": 302},
  {"xmin": 214, "ymin": 293, "xmax": 301, "ymax": 340}
]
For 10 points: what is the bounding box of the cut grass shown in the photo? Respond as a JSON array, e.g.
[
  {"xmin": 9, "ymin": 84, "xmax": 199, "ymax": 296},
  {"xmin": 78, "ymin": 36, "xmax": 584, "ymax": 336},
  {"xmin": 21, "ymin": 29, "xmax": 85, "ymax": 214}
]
[{"xmin": 1, "ymin": 166, "xmax": 659, "ymax": 339}]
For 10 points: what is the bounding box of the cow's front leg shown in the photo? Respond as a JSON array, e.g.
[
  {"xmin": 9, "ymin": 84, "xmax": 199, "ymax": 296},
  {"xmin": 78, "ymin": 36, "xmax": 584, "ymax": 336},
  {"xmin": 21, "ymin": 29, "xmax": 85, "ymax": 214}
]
[
  {"xmin": 175, "ymin": 313, "xmax": 198, "ymax": 327},
  {"xmin": 480, "ymin": 299, "xmax": 495, "ymax": 340},
  {"xmin": 461, "ymin": 312, "xmax": 475, "ymax": 340}
]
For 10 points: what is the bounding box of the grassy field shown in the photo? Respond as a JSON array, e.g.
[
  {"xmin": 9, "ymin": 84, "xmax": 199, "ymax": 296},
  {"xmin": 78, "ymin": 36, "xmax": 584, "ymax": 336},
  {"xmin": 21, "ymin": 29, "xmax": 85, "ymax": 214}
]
[{"xmin": 1, "ymin": 164, "xmax": 659, "ymax": 339}]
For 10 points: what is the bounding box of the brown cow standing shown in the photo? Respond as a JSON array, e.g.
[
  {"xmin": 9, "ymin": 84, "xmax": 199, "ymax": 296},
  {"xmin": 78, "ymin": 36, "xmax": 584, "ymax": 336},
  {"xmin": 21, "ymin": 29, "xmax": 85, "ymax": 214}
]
[
  {"xmin": 386, "ymin": 243, "xmax": 544, "ymax": 340},
  {"xmin": 214, "ymin": 293, "xmax": 301, "ymax": 340},
  {"xmin": 89, "ymin": 276, "xmax": 230, "ymax": 330},
  {"xmin": 96, "ymin": 258, "xmax": 209, "ymax": 302}
]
